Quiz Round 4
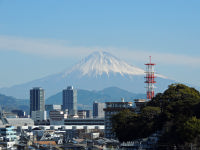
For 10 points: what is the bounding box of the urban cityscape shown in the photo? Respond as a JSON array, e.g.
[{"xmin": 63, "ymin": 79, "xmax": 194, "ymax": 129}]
[
  {"xmin": 0, "ymin": 55, "xmax": 198, "ymax": 149},
  {"xmin": 0, "ymin": 1, "xmax": 200, "ymax": 150},
  {"xmin": 0, "ymin": 56, "xmax": 163, "ymax": 149}
]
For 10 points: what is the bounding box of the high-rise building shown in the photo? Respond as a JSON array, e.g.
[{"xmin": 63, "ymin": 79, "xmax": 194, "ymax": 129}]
[
  {"xmin": 30, "ymin": 87, "xmax": 45, "ymax": 117},
  {"xmin": 104, "ymin": 100, "xmax": 134, "ymax": 139},
  {"xmin": 62, "ymin": 86, "xmax": 77, "ymax": 116},
  {"xmin": 93, "ymin": 102, "xmax": 105, "ymax": 118}
]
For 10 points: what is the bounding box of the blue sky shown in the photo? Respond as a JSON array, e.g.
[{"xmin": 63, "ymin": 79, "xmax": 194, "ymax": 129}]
[{"xmin": 0, "ymin": 0, "xmax": 200, "ymax": 87}]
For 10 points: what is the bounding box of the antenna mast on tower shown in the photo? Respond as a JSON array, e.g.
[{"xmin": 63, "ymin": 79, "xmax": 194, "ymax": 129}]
[{"xmin": 145, "ymin": 56, "xmax": 156, "ymax": 101}]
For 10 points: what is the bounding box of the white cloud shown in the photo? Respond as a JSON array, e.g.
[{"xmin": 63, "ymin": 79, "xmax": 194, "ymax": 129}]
[
  {"xmin": 0, "ymin": 35, "xmax": 200, "ymax": 68},
  {"xmin": 0, "ymin": 35, "xmax": 95, "ymax": 58},
  {"xmin": 112, "ymin": 50, "xmax": 200, "ymax": 67}
]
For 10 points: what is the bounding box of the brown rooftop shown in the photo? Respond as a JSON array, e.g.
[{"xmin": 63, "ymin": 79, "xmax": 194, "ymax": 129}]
[{"xmin": 34, "ymin": 141, "xmax": 56, "ymax": 145}]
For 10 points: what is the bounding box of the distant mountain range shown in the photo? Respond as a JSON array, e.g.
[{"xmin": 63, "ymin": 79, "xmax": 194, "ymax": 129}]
[
  {"xmin": 0, "ymin": 93, "xmax": 29, "ymax": 113},
  {"xmin": 0, "ymin": 87, "xmax": 145, "ymax": 112},
  {"xmin": 46, "ymin": 86, "xmax": 146, "ymax": 109},
  {"xmin": 0, "ymin": 51, "xmax": 175, "ymax": 99}
]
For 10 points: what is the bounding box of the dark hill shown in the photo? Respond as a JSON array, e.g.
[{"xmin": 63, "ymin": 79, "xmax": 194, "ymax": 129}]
[
  {"xmin": 46, "ymin": 87, "xmax": 146, "ymax": 109},
  {"xmin": 0, "ymin": 93, "xmax": 29, "ymax": 112}
]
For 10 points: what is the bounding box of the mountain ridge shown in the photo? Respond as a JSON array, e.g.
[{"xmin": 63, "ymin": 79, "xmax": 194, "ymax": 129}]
[
  {"xmin": 0, "ymin": 51, "xmax": 174, "ymax": 99},
  {"xmin": 0, "ymin": 93, "xmax": 29, "ymax": 113},
  {"xmin": 62, "ymin": 51, "xmax": 145, "ymax": 77},
  {"xmin": 0, "ymin": 87, "xmax": 145, "ymax": 113},
  {"xmin": 46, "ymin": 86, "xmax": 146, "ymax": 108}
]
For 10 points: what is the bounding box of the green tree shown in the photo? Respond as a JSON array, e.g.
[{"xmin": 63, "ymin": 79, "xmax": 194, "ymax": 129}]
[
  {"xmin": 178, "ymin": 117, "xmax": 200, "ymax": 143},
  {"xmin": 141, "ymin": 106, "xmax": 161, "ymax": 119},
  {"xmin": 111, "ymin": 109, "xmax": 138, "ymax": 142},
  {"xmin": 112, "ymin": 107, "xmax": 162, "ymax": 142},
  {"xmin": 111, "ymin": 83, "xmax": 200, "ymax": 147},
  {"xmin": 154, "ymin": 84, "xmax": 200, "ymax": 146}
]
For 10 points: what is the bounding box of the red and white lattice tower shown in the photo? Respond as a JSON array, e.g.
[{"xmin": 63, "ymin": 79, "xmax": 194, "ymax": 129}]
[{"xmin": 145, "ymin": 56, "xmax": 156, "ymax": 101}]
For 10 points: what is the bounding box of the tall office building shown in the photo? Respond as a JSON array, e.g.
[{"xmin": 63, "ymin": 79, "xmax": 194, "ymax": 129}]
[
  {"xmin": 30, "ymin": 87, "xmax": 45, "ymax": 117},
  {"xmin": 93, "ymin": 102, "xmax": 105, "ymax": 118},
  {"xmin": 62, "ymin": 86, "xmax": 77, "ymax": 116}
]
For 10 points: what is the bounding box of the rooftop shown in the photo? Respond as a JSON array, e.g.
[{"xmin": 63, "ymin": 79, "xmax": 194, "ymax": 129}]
[
  {"xmin": 7, "ymin": 118, "xmax": 34, "ymax": 126},
  {"xmin": 105, "ymin": 102, "xmax": 132, "ymax": 104}
]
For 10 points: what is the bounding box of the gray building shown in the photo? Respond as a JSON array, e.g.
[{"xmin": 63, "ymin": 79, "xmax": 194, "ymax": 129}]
[
  {"xmin": 93, "ymin": 102, "xmax": 105, "ymax": 118},
  {"xmin": 30, "ymin": 87, "xmax": 45, "ymax": 117},
  {"xmin": 45, "ymin": 104, "xmax": 62, "ymax": 119},
  {"xmin": 62, "ymin": 86, "xmax": 77, "ymax": 116},
  {"xmin": 85, "ymin": 110, "xmax": 92, "ymax": 118}
]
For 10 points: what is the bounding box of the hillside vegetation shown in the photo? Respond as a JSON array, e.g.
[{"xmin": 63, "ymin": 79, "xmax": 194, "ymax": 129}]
[
  {"xmin": 0, "ymin": 94, "xmax": 29, "ymax": 112},
  {"xmin": 112, "ymin": 84, "xmax": 200, "ymax": 148}
]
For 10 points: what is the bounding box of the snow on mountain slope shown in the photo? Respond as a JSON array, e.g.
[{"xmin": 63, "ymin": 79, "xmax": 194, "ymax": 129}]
[
  {"xmin": 0, "ymin": 51, "xmax": 173, "ymax": 99},
  {"xmin": 61, "ymin": 51, "xmax": 166, "ymax": 79},
  {"xmin": 62, "ymin": 51, "xmax": 145, "ymax": 77}
]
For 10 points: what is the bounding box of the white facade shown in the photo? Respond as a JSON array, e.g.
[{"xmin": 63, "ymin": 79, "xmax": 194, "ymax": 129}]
[
  {"xmin": 31, "ymin": 111, "xmax": 47, "ymax": 121},
  {"xmin": 19, "ymin": 125, "xmax": 104, "ymax": 130},
  {"xmin": 7, "ymin": 118, "xmax": 34, "ymax": 126}
]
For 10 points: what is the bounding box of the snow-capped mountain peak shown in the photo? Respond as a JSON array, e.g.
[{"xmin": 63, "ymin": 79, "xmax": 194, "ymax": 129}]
[
  {"xmin": 62, "ymin": 51, "xmax": 145, "ymax": 77},
  {"xmin": 0, "ymin": 51, "xmax": 173, "ymax": 99}
]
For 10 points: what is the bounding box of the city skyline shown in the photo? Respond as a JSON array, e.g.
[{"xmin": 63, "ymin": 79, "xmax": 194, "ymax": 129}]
[{"xmin": 0, "ymin": 1, "xmax": 200, "ymax": 87}]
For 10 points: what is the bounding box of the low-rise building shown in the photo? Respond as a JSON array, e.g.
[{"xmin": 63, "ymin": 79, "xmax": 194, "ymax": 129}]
[
  {"xmin": 0, "ymin": 126, "xmax": 17, "ymax": 141},
  {"xmin": 4, "ymin": 112, "xmax": 18, "ymax": 118},
  {"xmin": 64, "ymin": 118, "xmax": 104, "ymax": 125},
  {"xmin": 134, "ymin": 99, "xmax": 147, "ymax": 112},
  {"xmin": 11, "ymin": 110, "xmax": 26, "ymax": 118},
  {"xmin": 7, "ymin": 118, "xmax": 34, "ymax": 126},
  {"xmin": 45, "ymin": 104, "xmax": 62, "ymax": 119},
  {"xmin": 50, "ymin": 110, "xmax": 68, "ymax": 125},
  {"xmin": 0, "ymin": 126, "xmax": 18, "ymax": 148},
  {"xmin": 31, "ymin": 111, "xmax": 47, "ymax": 121},
  {"xmin": 79, "ymin": 110, "xmax": 92, "ymax": 118},
  {"xmin": 78, "ymin": 110, "xmax": 87, "ymax": 119}
]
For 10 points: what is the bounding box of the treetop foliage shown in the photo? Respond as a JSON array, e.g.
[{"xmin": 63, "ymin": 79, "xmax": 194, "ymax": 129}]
[{"xmin": 111, "ymin": 83, "xmax": 200, "ymax": 147}]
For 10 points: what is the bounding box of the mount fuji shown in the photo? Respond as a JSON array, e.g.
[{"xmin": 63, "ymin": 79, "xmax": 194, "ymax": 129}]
[{"xmin": 0, "ymin": 51, "xmax": 174, "ymax": 99}]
